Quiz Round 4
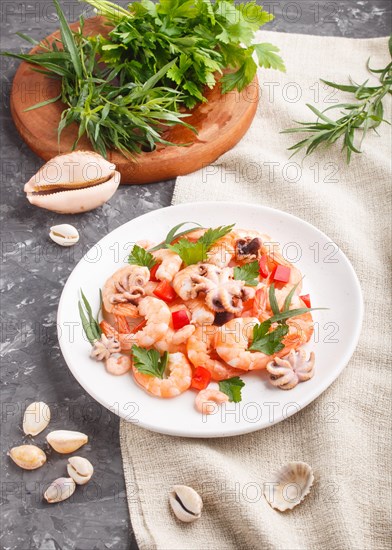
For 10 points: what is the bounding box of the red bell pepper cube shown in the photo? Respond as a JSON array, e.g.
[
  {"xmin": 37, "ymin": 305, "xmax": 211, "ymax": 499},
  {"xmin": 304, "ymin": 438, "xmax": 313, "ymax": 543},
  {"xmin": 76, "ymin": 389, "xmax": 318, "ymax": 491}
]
[
  {"xmin": 153, "ymin": 280, "xmax": 177, "ymax": 303},
  {"xmin": 172, "ymin": 309, "xmax": 190, "ymax": 330},
  {"xmin": 149, "ymin": 263, "xmax": 160, "ymax": 282},
  {"xmin": 258, "ymin": 255, "xmax": 269, "ymax": 279},
  {"xmin": 300, "ymin": 294, "xmax": 311, "ymax": 308},
  {"xmin": 272, "ymin": 265, "xmax": 291, "ymax": 284},
  {"xmin": 191, "ymin": 367, "xmax": 211, "ymax": 390}
]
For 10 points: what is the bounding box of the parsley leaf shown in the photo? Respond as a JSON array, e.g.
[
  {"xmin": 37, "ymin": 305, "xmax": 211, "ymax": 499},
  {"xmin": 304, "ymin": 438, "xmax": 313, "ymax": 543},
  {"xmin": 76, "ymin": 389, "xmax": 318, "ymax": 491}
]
[
  {"xmin": 128, "ymin": 245, "xmax": 156, "ymax": 269},
  {"xmin": 168, "ymin": 224, "xmax": 235, "ymax": 266},
  {"xmin": 132, "ymin": 345, "xmax": 168, "ymax": 379},
  {"xmin": 253, "ymin": 43, "xmax": 286, "ymax": 72},
  {"xmin": 249, "ymin": 320, "xmax": 289, "ymax": 355},
  {"xmin": 221, "ymin": 56, "xmax": 257, "ymax": 93},
  {"xmin": 233, "ymin": 260, "xmax": 259, "ymax": 286},
  {"xmin": 219, "ymin": 376, "xmax": 245, "ymax": 403},
  {"xmin": 249, "ymin": 282, "xmax": 324, "ymax": 354},
  {"xmin": 168, "ymin": 239, "xmax": 207, "ymax": 266},
  {"xmin": 199, "ymin": 224, "xmax": 235, "ymax": 249}
]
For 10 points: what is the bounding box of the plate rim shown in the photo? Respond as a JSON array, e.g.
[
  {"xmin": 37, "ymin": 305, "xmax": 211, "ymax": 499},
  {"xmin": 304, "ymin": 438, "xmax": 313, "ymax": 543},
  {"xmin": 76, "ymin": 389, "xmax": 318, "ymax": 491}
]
[{"xmin": 57, "ymin": 201, "xmax": 364, "ymax": 438}]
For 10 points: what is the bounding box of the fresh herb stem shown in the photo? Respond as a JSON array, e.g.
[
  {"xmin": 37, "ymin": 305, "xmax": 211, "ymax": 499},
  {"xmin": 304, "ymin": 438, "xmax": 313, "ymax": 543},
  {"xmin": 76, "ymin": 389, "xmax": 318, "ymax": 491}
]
[{"xmin": 282, "ymin": 36, "xmax": 392, "ymax": 163}]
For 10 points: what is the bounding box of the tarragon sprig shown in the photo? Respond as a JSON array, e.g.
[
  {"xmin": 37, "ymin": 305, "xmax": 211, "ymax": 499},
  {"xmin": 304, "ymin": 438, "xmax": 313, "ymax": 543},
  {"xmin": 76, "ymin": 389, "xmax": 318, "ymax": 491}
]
[
  {"xmin": 249, "ymin": 284, "xmax": 326, "ymax": 355},
  {"xmin": 78, "ymin": 290, "xmax": 102, "ymax": 345},
  {"xmin": 282, "ymin": 35, "xmax": 392, "ymax": 163}
]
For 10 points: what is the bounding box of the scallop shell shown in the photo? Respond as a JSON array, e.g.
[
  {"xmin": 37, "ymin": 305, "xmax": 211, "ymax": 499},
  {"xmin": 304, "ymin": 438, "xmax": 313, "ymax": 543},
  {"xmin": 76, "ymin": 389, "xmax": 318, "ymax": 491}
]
[
  {"xmin": 264, "ymin": 462, "xmax": 314, "ymax": 511},
  {"xmin": 24, "ymin": 151, "xmax": 121, "ymax": 214}
]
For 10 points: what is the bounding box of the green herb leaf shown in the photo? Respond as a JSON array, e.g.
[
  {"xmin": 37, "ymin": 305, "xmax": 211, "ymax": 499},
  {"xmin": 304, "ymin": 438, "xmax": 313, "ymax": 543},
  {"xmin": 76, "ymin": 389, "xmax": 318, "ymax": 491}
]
[
  {"xmin": 78, "ymin": 290, "xmax": 102, "ymax": 345},
  {"xmin": 148, "ymin": 222, "xmax": 202, "ymax": 252},
  {"xmin": 218, "ymin": 376, "xmax": 245, "ymax": 403},
  {"xmin": 268, "ymin": 283, "xmax": 280, "ymax": 316},
  {"xmin": 249, "ymin": 320, "xmax": 289, "ymax": 355},
  {"xmin": 199, "ymin": 224, "xmax": 235, "ymax": 249},
  {"xmin": 233, "ymin": 260, "xmax": 259, "ymax": 286},
  {"xmin": 282, "ymin": 280, "xmax": 302, "ymax": 312},
  {"xmin": 253, "ymin": 43, "xmax": 286, "ymax": 72},
  {"xmin": 132, "ymin": 345, "xmax": 168, "ymax": 378},
  {"xmin": 168, "ymin": 224, "xmax": 235, "ymax": 266},
  {"xmin": 268, "ymin": 307, "xmax": 326, "ymax": 324},
  {"xmin": 282, "ymin": 40, "xmax": 391, "ymax": 163},
  {"xmin": 52, "ymin": 0, "xmax": 83, "ymax": 79},
  {"xmin": 128, "ymin": 245, "xmax": 156, "ymax": 269},
  {"xmin": 168, "ymin": 239, "xmax": 207, "ymax": 266}
]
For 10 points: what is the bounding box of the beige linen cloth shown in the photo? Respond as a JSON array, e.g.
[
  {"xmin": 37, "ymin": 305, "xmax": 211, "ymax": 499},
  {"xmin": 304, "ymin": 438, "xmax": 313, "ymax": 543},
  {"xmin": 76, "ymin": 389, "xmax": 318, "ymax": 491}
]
[{"xmin": 121, "ymin": 32, "xmax": 391, "ymax": 550}]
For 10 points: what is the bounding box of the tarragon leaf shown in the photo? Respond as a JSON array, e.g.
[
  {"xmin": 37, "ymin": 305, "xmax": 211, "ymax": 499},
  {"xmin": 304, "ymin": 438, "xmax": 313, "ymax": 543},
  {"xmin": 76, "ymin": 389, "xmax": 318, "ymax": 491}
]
[{"xmin": 78, "ymin": 289, "xmax": 102, "ymax": 344}]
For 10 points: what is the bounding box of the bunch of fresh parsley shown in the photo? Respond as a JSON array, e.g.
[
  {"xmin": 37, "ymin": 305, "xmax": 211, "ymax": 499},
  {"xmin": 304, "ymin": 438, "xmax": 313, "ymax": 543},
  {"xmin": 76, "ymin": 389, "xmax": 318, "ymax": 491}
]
[{"xmin": 84, "ymin": 0, "xmax": 285, "ymax": 108}]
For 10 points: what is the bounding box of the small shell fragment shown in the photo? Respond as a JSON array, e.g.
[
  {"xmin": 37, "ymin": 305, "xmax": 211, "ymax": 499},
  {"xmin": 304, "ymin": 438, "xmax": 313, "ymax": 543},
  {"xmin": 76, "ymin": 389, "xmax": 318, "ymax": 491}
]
[
  {"xmin": 49, "ymin": 224, "xmax": 80, "ymax": 247},
  {"xmin": 264, "ymin": 461, "xmax": 314, "ymax": 511},
  {"xmin": 67, "ymin": 456, "xmax": 94, "ymax": 485},
  {"xmin": 169, "ymin": 485, "xmax": 203, "ymax": 523},
  {"xmin": 44, "ymin": 477, "xmax": 76, "ymax": 503},
  {"xmin": 46, "ymin": 430, "xmax": 88, "ymax": 454},
  {"xmin": 8, "ymin": 444, "xmax": 47, "ymax": 470}
]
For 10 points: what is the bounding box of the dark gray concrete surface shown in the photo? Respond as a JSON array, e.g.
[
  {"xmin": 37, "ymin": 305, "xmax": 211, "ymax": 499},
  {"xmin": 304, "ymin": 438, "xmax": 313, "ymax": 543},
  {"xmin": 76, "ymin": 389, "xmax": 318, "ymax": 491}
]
[{"xmin": 1, "ymin": 1, "xmax": 390, "ymax": 549}]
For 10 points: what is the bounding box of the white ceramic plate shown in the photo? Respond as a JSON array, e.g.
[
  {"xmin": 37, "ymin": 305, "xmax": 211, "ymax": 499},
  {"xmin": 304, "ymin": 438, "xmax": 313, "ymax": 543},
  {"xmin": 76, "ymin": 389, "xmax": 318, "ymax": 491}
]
[{"xmin": 57, "ymin": 202, "xmax": 363, "ymax": 438}]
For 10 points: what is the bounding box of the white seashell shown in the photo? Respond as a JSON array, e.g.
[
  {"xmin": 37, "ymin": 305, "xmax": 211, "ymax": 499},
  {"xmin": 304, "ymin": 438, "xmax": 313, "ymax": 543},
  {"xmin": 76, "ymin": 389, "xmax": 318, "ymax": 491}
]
[
  {"xmin": 49, "ymin": 224, "xmax": 79, "ymax": 247},
  {"xmin": 264, "ymin": 461, "xmax": 314, "ymax": 512},
  {"xmin": 46, "ymin": 430, "xmax": 88, "ymax": 454},
  {"xmin": 169, "ymin": 485, "xmax": 203, "ymax": 522},
  {"xmin": 8, "ymin": 444, "xmax": 47, "ymax": 470},
  {"xmin": 44, "ymin": 477, "xmax": 76, "ymax": 503},
  {"xmin": 23, "ymin": 401, "xmax": 51, "ymax": 436},
  {"xmin": 24, "ymin": 151, "xmax": 121, "ymax": 214},
  {"xmin": 67, "ymin": 456, "xmax": 94, "ymax": 485}
]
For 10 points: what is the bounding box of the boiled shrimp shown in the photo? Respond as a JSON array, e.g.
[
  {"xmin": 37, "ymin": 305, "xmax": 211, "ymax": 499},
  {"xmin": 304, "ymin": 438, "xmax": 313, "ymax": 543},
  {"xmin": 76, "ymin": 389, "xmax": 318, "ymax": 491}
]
[
  {"xmin": 102, "ymin": 265, "xmax": 149, "ymax": 317},
  {"xmin": 132, "ymin": 352, "xmax": 192, "ymax": 397},
  {"xmin": 195, "ymin": 389, "xmax": 229, "ymax": 414},
  {"xmin": 101, "ymin": 296, "xmax": 171, "ymax": 350},
  {"xmin": 215, "ymin": 317, "xmax": 272, "ymax": 371},
  {"xmin": 154, "ymin": 325, "xmax": 196, "ymax": 354},
  {"xmin": 105, "ymin": 353, "xmax": 132, "ymax": 375},
  {"xmin": 135, "ymin": 296, "xmax": 172, "ymax": 347},
  {"xmin": 152, "ymin": 249, "xmax": 183, "ymax": 282},
  {"xmin": 187, "ymin": 326, "xmax": 240, "ymax": 381}
]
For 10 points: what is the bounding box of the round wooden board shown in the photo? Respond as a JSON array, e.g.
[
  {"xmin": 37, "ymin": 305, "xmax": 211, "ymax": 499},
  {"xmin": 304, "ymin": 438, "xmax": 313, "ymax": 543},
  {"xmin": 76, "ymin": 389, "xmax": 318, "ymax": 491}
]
[{"xmin": 10, "ymin": 17, "xmax": 259, "ymax": 184}]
